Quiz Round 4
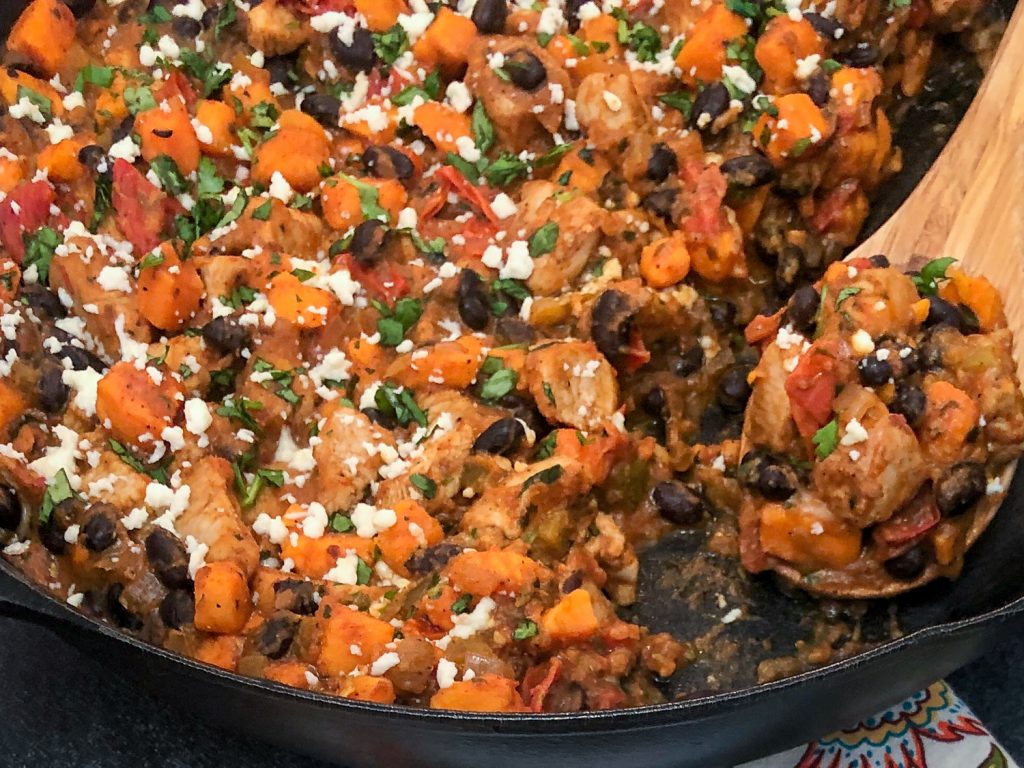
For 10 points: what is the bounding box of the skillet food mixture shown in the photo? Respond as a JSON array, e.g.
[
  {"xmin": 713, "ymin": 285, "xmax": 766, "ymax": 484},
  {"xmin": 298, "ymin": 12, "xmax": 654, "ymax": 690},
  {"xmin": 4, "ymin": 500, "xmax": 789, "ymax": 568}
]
[{"xmin": 0, "ymin": 0, "xmax": 1020, "ymax": 713}]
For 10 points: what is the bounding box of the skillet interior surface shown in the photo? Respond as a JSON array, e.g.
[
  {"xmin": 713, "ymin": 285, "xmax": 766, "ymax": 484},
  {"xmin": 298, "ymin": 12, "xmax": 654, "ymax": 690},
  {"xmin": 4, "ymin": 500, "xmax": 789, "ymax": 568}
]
[{"xmin": 0, "ymin": 1, "xmax": 1021, "ymax": 766}]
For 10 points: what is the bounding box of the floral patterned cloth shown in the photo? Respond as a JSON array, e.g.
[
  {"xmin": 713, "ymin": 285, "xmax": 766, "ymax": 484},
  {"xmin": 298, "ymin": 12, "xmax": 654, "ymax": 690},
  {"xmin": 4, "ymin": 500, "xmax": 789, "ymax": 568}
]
[{"xmin": 740, "ymin": 682, "xmax": 1017, "ymax": 768}]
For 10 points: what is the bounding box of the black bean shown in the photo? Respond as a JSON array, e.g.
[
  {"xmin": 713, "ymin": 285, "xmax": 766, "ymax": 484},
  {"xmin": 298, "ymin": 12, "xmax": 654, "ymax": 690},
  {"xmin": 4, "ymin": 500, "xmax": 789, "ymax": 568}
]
[
  {"xmin": 362, "ymin": 145, "xmax": 414, "ymax": 180},
  {"xmin": 564, "ymin": 0, "xmax": 587, "ymax": 31},
  {"xmin": 362, "ymin": 407, "xmax": 397, "ymax": 430},
  {"xmin": 201, "ymin": 6, "xmax": 220, "ymax": 28},
  {"xmin": 641, "ymin": 387, "xmax": 666, "ymax": 416},
  {"xmin": 495, "ymin": 317, "xmax": 535, "ymax": 345},
  {"xmin": 838, "ymin": 43, "xmax": 879, "ymax": 67},
  {"xmin": 202, "ymin": 316, "xmax": 250, "ymax": 354},
  {"xmin": 562, "ymin": 570, "xmax": 584, "ymax": 593},
  {"xmin": 472, "ymin": 417, "xmax": 526, "ymax": 457},
  {"xmin": 145, "ymin": 529, "xmax": 191, "ymax": 590},
  {"xmin": 803, "ymin": 12, "xmax": 843, "ymax": 39},
  {"xmin": 273, "ymin": 579, "xmax": 318, "ymax": 615},
  {"xmin": 21, "ymin": 283, "xmax": 65, "ymax": 320},
  {"xmin": 301, "ymin": 93, "xmax": 342, "ymax": 128},
  {"xmin": 0, "ymin": 485, "xmax": 21, "ymax": 531},
  {"xmin": 330, "ymin": 27, "xmax": 376, "ymax": 72},
  {"xmin": 720, "ymin": 154, "xmax": 775, "ymax": 188},
  {"xmin": 40, "ymin": 498, "xmax": 80, "ymax": 555},
  {"xmin": 935, "ymin": 463, "xmax": 986, "ymax": 516},
  {"xmin": 884, "ymin": 545, "xmax": 928, "ymax": 581},
  {"xmin": 505, "ymin": 49, "xmax": 546, "ymax": 91},
  {"xmin": 651, "ymin": 482, "xmax": 705, "ymax": 525},
  {"xmin": 646, "ymin": 143, "xmax": 677, "ymax": 183},
  {"xmin": 890, "ymin": 383, "xmax": 926, "ymax": 427},
  {"xmin": 471, "ymin": 0, "xmax": 508, "ymax": 33},
  {"xmin": 38, "ymin": 361, "xmax": 70, "ymax": 414},
  {"xmin": 405, "ymin": 543, "xmax": 462, "ymax": 575},
  {"xmin": 82, "ymin": 508, "xmax": 117, "ymax": 552},
  {"xmin": 455, "ymin": 270, "xmax": 489, "ymax": 331},
  {"xmin": 671, "ymin": 342, "xmax": 705, "ymax": 377},
  {"xmin": 756, "ymin": 461, "xmax": 798, "ymax": 501},
  {"xmin": 172, "ymin": 17, "xmax": 202, "ymax": 38},
  {"xmin": 502, "ymin": 394, "xmax": 549, "ymax": 436},
  {"xmin": 55, "ymin": 344, "xmax": 106, "ymax": 373},
  {"xmin": 698, "ymin": 401, "xmax": 743, "ymax": 444},
  {"xmin": 925, "ymin": 296, "xmax": 964, "ymax": 330},
  {"xmin": 785, "ymin": 285, "xmax": 820, "ymax": 334},
  {"xmin": 869, "ymin": 254, "xmax": 890, "ymax": 268},
  {"xmin": 112, "ymin": 115, "xmax": 135, "ymax": 144},
  {"xmin": 78, "ymin": 144, "xmax": 107, "ymax": 173},
  {"xmin": 106, "ymin": 583, "xmax": 143, "ymax": 630},
  {"xmin": 717, "ymin": 364, "xmax": 753, "ymax": 413},
  {"xmin": 63, "ymin": 0, "xmax": 98, "ymax": 18},
  {"xmin": 708, "ymin": 300, "xmax": 737, "ymax": 329},
  {"xmin": 255, "ymin": 614, "xmax": 299, "ymax": 659},
  {"xmin": 690, "ymin": 83, "xmax": 729, "ymax": 129},
  {"xmin": 857, "ymin": 355, "xmax": 893, "ymax": 387},
  {"xmin": 350, "ymin": 220, "xmax": 390, "ymax": 268},
  {"xmin": 265, "ymin": 53, "xmax": 299, "ymax": 86},
  {"xmin": 806, "ymin": 71, "xmax": 830, "ymax": 107},
  {"xmin": 590, "ymin": 289, "xmax": 634, "ymax": 367},
  {"xmin": 159, "ymin": 589, "xmax": 195, "ymax": 629},
  {"xmin": 641, "ymin": 188, "xmax": 678, "ymax": 220}
]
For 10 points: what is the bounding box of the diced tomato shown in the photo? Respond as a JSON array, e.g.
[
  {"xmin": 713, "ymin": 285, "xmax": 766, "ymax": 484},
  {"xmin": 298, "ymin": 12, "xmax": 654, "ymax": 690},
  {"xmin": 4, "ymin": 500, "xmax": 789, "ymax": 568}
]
[
  {"xmin": 112, "ymin": 159, "xmax": 180, "ymax": 256},
  {"xmin": 337, "ymin": 253, "xmax": 409, "ymax": 304},
  {"xmin": 785, "ymin": 344, "xmax": 837, "ymax": 438},
  {"xmin": 157, "ymin": 71, "xmax": 197, "ymax": 110},
  {"xmin": 745, "ymin": 310, "xmax": 783, "ymax": 346},
  {"xmin": 280, "ymin": 0, "xmax": 353, "ymax": 14},
  {"xmin": 418, "ymin": 217, "xmax": 497, "ymax": 260},
  {"xmin": 907, "ymin": 0, "xmax": 931, "ymax": 28},
  {"xmin": 680, "ymin": 160, "xmax": 727, "ymax": 239},
  {"xmin": 433, "ymin": 166, "xmax": 499, "ymax": 223},
  {"xmin": 0, "ymin": 180, "xmax": 56, "ymax": 262},
  {"xmin": 621, "ymin": 326, "xmax": 651, "ymax": 374},
  {"xmin": 521, "ymin": 659, "xmax": 561, "ymax": 713},
  {"xmin": 872, "ymin": 491, "xmax": 940, "ymax": 558},
  {"xmin": 810, "ymin": 179, "xmax": 859, "ymax": 234}
]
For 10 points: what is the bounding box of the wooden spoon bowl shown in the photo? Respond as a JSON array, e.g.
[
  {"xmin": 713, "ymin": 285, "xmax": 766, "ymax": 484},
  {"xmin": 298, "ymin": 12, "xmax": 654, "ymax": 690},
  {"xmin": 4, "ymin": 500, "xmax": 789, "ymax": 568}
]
[{"xmin": 770, "ymin": 4, "xmax": 1024, "ymax": 600}]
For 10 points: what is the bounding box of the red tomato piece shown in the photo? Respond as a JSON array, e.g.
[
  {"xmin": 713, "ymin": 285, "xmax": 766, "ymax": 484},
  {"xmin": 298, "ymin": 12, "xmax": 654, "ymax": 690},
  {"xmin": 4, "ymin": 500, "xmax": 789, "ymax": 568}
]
[
  {"xmin": 112, "ymin": 159, "xmax": 179, "ymax": 256},
  {"xmin": 0, "ymin": 180, "xmax": 56, "ymax": 261},
  {"xmin": 337, "ymin": 254, "xmax": 409, "ymax": 304},
  {"xmin": 433, "ymin": 166, "xmax": 498, "ymax": 223},
  {"xmin": 785, "ymin": 345, "xmax": 837, "ymax": 438}
]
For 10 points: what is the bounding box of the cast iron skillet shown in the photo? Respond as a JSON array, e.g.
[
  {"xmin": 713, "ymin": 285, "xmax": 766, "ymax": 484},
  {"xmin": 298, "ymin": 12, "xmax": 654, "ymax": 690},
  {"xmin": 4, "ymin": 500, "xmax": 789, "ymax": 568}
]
[{"xmin": 1, "ymin": 2, "xmax": 1021, "ymax": 766}]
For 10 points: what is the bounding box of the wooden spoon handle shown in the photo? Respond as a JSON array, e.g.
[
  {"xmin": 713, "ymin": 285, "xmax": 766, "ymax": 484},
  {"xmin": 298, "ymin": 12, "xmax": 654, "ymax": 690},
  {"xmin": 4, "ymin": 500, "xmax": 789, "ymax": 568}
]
[{"xmin": 851, "ymin": 4, "xmax": 1024, "ymax": 377}]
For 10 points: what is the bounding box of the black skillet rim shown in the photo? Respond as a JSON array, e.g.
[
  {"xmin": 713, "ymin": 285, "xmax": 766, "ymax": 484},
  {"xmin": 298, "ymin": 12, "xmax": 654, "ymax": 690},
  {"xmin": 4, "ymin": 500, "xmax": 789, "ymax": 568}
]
[{"xmin": 2, "ymin": 551, "xmax": 1021, "ymax": 732}]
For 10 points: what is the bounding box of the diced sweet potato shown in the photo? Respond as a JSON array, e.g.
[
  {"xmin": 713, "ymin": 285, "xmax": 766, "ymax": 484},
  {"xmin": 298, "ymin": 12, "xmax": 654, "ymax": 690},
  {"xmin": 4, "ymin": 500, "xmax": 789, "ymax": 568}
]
[
  {"xmin": 540, "ymin": 588, "xmax": 600, "ymax": 644},
  {"xmin": 95, "ymin": 361, "xmax": 183, "ymax": 445},
  {"xmin": 280, "ymin": 533, "xmax": 375, "ymax": 579},
  {"xmin": 195, "ymin": 99, "xmax": 237, "ymax": 158},
  {"xmin": 263, "ymin": 660, "xmax": 316, "ymax": 688},
  {"xmin": 137, "ymin": 101, "xmax": 201, "ymax": 176},
  {"xmin": 195, "ymin": 561, "xmax": 254, "ymax": 634},
  {"xmin": 444, "ymin": 550, "xmax": 543, "ymax": 597},
  {"xmin": 136, "ymin": 243, "xmax": 204, "ymax": 331},
  {"xmin": 386, "ymin": 336, "xmax": 485, "ymax": 390},
  {"xmin": 267, "ymin": 272, "xmax": 334, "ymax": 328},
  {"xmin": 252, "ymin": 110, "xmax": 329, "ymax": 192},
  {"xmin": 429, "ymin": 674, "xmax": 527, "ymax": 712},
  {"xmin": 7, "ymin": 0, "xmax": 76, "ymax": 77},
  {"xmin": 758, "ymin": 502, "xmax": 863, "ymax": 572},
  {"xmin": 0, "ymin": 379, "xmax": 28, "ymax": 432},
  {"xmin": 316, "ymin": 606, "xmax": 395, "ymax": 676},
  {"xmin": 919, "ymin": 380, "xmax": 980, "ymax": 463},
  {"xmin": 37, "ymin": 139, "xmax": 85, "ymax": 183},
  {"xmin": 376, "ymin": 500, "xmax": 445, "ymax": 576},
  {"xmin": 341, "ymin": 675, "xmax": 397, "ymax": 703},
  {"xmin": 194, "ymin": 635, "xmax": 244, "ymax": 671}
]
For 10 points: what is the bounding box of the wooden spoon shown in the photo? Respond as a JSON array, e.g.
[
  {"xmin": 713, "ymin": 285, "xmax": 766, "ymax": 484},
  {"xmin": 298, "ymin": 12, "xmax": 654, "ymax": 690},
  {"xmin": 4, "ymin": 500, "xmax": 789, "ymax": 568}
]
[
  {"xmin": 772, "ymin": 4, "xmax": 1024, "ymax": 599},
  {"xmin": 852, "ymin": 4, "xmax": 1024, "ymax": 380}
]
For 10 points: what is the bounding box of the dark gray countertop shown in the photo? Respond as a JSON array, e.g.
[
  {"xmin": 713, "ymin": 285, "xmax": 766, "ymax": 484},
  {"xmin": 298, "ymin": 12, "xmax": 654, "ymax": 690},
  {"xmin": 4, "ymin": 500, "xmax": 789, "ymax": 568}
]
[{"xmin": 0, "ymin": 618, "xmax": 1018, "ymax": 767}]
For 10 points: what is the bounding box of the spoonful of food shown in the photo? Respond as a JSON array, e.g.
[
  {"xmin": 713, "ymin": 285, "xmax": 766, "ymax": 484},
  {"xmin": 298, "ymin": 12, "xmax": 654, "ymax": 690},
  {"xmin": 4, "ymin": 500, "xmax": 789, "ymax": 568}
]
[{"xmin": 736, "ymin": 3, "xmax": 1024, "ymax": 600}]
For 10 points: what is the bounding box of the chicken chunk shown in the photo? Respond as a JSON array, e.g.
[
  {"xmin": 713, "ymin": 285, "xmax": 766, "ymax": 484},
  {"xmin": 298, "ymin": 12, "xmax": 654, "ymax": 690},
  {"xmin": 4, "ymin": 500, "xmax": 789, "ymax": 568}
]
[
  {"xmin": 812, "ymin": 387, "xmax": 927, "ymax": 528},
  {"xmin": 194, "ymin": 199, "xmax": 324, "ymax": 259},
  {"xmin": 514, "ymin": 181, "xmax": 606, "ymax": 296},
  {"xmin": 465, "ymin": 37, "xmax": 571, "ymax": 151},
  {"xmin": 524, "ymin": 342, "xmax": 619, "ymax": 430},
  {"xmin": 176, "ymin": 456, "xmax": 260, "ymax": 577},
  {"xmin": 311, "ymin": 404, "xmax": 391, "ymax": 513},
  {"xmin": 743, "ymin": 342, "xmax": 798, "ymax": 455},
  {"xmin": 573, "ymin": 72, "xmax": 649, "ymax": 152},
  {"xmin": 246, "ymin": 0, "xmax": 310, "ymax": 56}
]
